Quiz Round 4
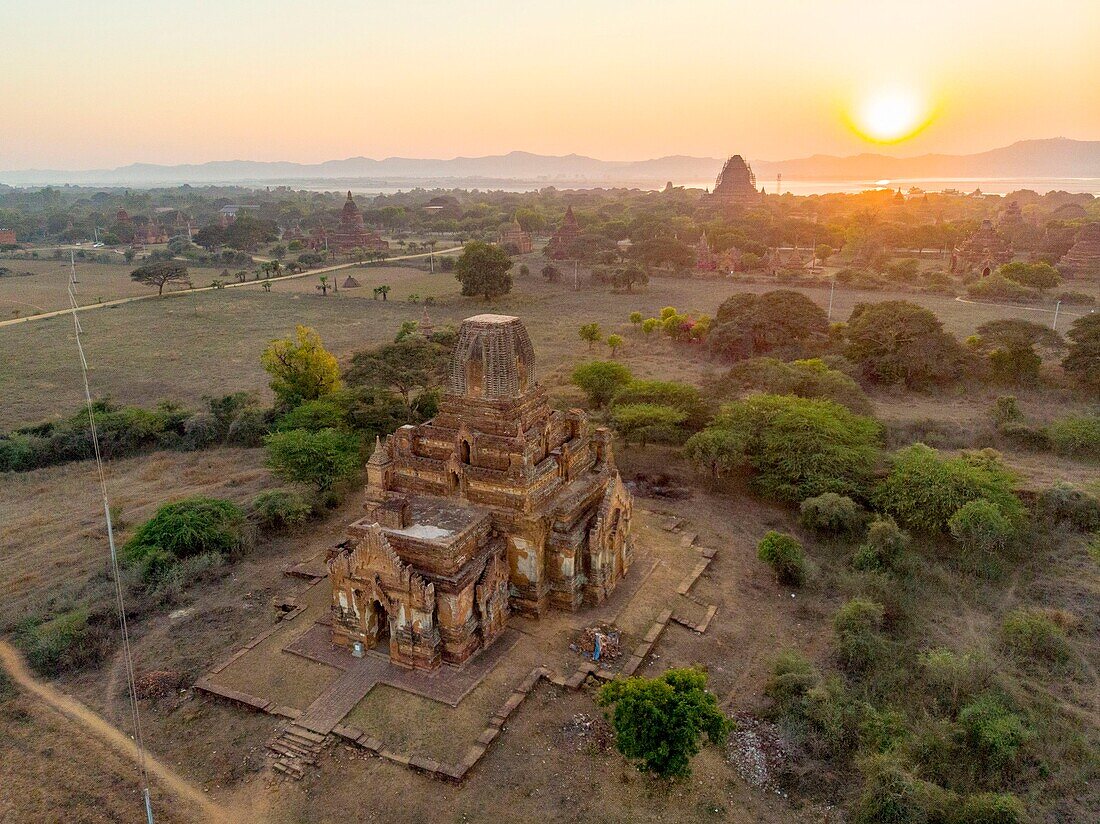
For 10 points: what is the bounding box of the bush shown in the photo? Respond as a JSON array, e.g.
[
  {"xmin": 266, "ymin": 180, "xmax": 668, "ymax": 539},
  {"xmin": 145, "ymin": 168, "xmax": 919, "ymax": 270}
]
[
  {"xmin": 123, "ymin": 497, "xmax": 250, "ymax": 568},
  {"xmin": 852, "ymin": 754, "xmax": 942, "ymax": 824},
  {"xmin": 264, "ymin": 428, "xmax": 362, "ymax": 494},
  {"xmin": 1035, "ymin": 482, "xmax": 1100, "ymax": 532},
  {"xmin": 1000, "ymin": 610, "xmax": 1073, "ymax": 669},
  {"xmin": 1047, "ymin": 415, "xmax": 1100, "ymax": 460},
  {"xmin": 249, "ymin": 489, "xmax": 313, "ymax": 530},
  {"xmin": 957, "ymin": 694, "xmax": 1031, "ymax": 771},
  {"xmin": 966, "ymin": 274, "xmax": 1036, "ymax": 303},
  {"xmin": 876, "ymin": 445, "xmax": 1023, "ymax": 534},
  {"xmin": 918, "ymin": 648, "xmax": 990, "ymax": 715},
  {"xmin": 853, "ymin": 516, "xmax": 908, "ymax": 572},
  {"xmin": 685, "ymin": 394, "xmax": 880, "ymax": 503},
  {"xmin": 225, "ymin": 407, "xmax": 269, "ymax": 447},
  {"xmin": 273, "ymin": 398, "xmax": 348, "ymax": 432},
  {"xmin": 571, "ymin": 361, "xmax": 633, "ymax": 408},
  {"xmin": 800, "ymin": 493, "xmax": 865, "ymax": 536},
  {"xmin": 833, "ymin": 597, "xmax": 886, "ymax": 674},
  {"xmin": 596, "ymin": 667, "xmax": 731, "ymax": 778},
  {"xmin": 846, "ymin": 301, "xmax": 969, "ymax": 387},
  {"xmin": 948, "ymin": 499, "xmax": 1017, "ymax": 562},
  {"xmin": 182, "ymin": 411, "xmax": 220, "ymax": 450},
  {"xmin": 610, "ymin": 403, "xmax": 688, "ymax": 446},
  {"xmin": 612, "ymin": 380, "xmax": 710, "ymax": 430},
  {"xmin": 757, "ymin": 531, "xmax": 808, "ymax": 586},
  {"xmin": 990, "ymin": 396, "xmax": 1021, "ymax": 426},
  {"xmin": 996, "ymin": 421, "xmax": 1051, "ymax": 451},
  {"xmin": 723, "ymin": 357, "xmax": 872, "ymax": 414},
  {"xmin": 957, "ymin": 792, "xmax": 1025, "ymax": 824},
  {"xmin": 763, "ymin": 649, "xmax": 819, "ymax": 715},
  {"xmin": 13, "ymin": 607, "xmax": 115, "ymax": 677}
]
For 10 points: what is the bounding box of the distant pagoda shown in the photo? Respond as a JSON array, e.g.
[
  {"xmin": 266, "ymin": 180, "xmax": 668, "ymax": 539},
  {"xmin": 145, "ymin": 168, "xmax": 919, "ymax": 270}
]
[
  {"xmin": 546, "ymin": 205, "xmax": 581, "ymax": 259},
  {"xmin": 1058, "ymin": 223, "xmax": 1100, "ymax": 281},
  {"xmin": 957, "ymin": 219, "xmax": 1012, "ymax": 274},
  {"xmin": 710, "ymin": 155, "xmax": 762, "ymax": 207},
  {"xmin": 321, "ymin": 192, "xmax": 389, "ymax": 254},
  {"xmin": 498, "ymin": 216, "xmax": 532, "ymax": 254}
]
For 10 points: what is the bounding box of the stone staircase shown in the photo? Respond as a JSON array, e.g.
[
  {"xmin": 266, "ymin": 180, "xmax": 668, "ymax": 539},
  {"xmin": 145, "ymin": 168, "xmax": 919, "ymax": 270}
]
[{"xmin": 268, "ymin": 723, "xmax": 328, "ymax": 779}]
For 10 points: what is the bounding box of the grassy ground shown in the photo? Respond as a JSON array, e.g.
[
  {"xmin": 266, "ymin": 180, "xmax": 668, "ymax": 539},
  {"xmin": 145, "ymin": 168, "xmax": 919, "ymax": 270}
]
[{"xmin": 0, "ymin": 255, "xmax": 1085, "ymax": 430}]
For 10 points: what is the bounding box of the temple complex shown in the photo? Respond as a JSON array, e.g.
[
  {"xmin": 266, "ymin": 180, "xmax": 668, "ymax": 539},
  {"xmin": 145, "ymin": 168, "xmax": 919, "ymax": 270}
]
[
  {"xmin": 694, "ymin": 232, "xmax": 717, "ymax": 271},
  {"xmin": 498, "ymin": 217, "xmax": 533, "ymax": 254},
  {"xmin": 710, "ymin": 155, "xmax": 762, "ymax": 207},
  {"xmin": 956, "ymin": 219, "xmax": 1013, "ymax": 273},
  {"xmin": 328, "ymin": 314, "xmax": 634, "ymax": 670},
  {"xmin": 131, "ymin": 219, "xmax": 168, "ymax": 246},
  {"xmin": 1058, "ymin": 222, "xmax": 1100, "ymax": 281},
  {"xmin": 998, "ymin": 200, "xmax": 1025, "ymax": 229},
  {"xmin": 315, "ymin": 192, "xmax": 389, "ymax": 254},
  {"xmin": 546, "ymin": 206, "xmax": 581, "ymax": 259}
]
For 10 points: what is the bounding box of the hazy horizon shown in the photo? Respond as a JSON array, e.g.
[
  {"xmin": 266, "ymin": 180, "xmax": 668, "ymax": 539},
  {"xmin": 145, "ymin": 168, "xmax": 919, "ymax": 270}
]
[{"xmin": 3, "ymin": 1, "xmax": 1097, "ymax": 171}]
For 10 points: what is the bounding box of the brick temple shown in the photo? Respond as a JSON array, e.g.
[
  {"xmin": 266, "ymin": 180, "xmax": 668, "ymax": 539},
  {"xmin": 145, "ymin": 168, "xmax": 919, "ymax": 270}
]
[
  {"xmin": 1058, "ymin": 222, "xmax": 1100, "ymax": 281},
  {"xmin": 956, "ymin": 218, "xmax": 1013, "ymax": 274},
  {"xmin": 711, "ymin": 155, "xmax": 762, "ymax": 207},
  {"xmin": 498, "ymin": 216, "xmax": 532, "ymax": 254},
  {"xmin": 312, "ymin": 192, "xmax": 390, "ymax": 254},
  {"xmin": 328, "ymin": 314, "xmax": 634, "ymax": 670},
  {"xmin": 545, "ymin": 205, "xmax": 581, "ymax": 258}
]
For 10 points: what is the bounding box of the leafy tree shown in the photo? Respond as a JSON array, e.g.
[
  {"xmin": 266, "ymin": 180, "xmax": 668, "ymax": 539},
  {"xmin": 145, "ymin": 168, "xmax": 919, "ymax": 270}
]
[
  {"xmin": 606, "ymin": 333, "xmax": 624, "ymax": 357},
  {"xmin": 723, "ymin": 357, "xmax": 871, "ymax": 414},
  {"xmin": 833, "ymin": 597, "xmax": 885, "ymax": 673},
  {"xmin": 631, "ymin": 237, "xmax": 694, "ymax": 270},
  {"xmin": 685, "ymin": 394, "xmax": 880, "ymax": 502},
  {"xmin": 264, "ymin": 428, "xmax": 361, "ymax": 493},
  {"xmin": 815, "ymin": 244, "xmax": 835, "ymax": 267},
  {"xmin": 708, "ymin": 290, "xmax": 829, "ymax": 361},
  {"xmin": 130, "ymin": 261, "xmax": 190, "ymax": 295},
  {"xmin": 612, "ymin": 380, "xmax": 710, "ymax": 430},
  {"xmin": 1062, "ymin": 313, "xmax": 1100, "ymax": 389},
  {"xmin": 611, "ymin": 403, "xmax": 687, "ymax": 446},
  {"xmin": 273, "ymin": 398, "xmax": 348, "ymax": 432},
  {"xmin": 345, "ymin": 337, "xmax": 448, "ymax": 404},
  {"xmin": 571, "ymin": 361, "xmax": 633, "ymax": 407},
  {"xmin": 948, "ymin": 498, "xmax": 1017, "ymax": 558},
  {"xmin": 757, "ymin": 531, "xmax": 808, "ymax": 585},
  {"xmin": 578, "ymin": 322, "xmax": 603, "ymax": 350},
  {"xmin": 455, "ymin": 240, "xmax": 513, "ymax": 299},
  {"xmin": 261, "ymin": 325, "xmax": 342, "ymax": 408},
  {"xmin": 998, "ymin": 261, "xmax": 1060, "ymax": 293},
  {"xmin": 875, "ymin": 445, "xmax": 1023, "ymax": 534},
  {"xmin": 123, "ymin": 497, "xmax": 249, "ymax": 564},
  {"xmin": 541, "ymin": 264, "xmax": 561, "ymax": 282},
  {"xmin": 596, "ymin": 667, "xmax": 731, "ymax": 778},
  {"xmin": 974, "ymin": 319, "xmax": 1062, "ymax": 384},
  {"xmin": 612, "ymin": 265, "xmax": 649, "ymax": 292},
  {"xmin": 640, "ymin": 317, "xmax": 660, "ymax": 339},
  {"xmin": 846, "ymin": 300, "xmax": 969, "ymax": 387},
  {"xmin": 629, "ymin": 311, "xmax": 643, "ymax": 328}
]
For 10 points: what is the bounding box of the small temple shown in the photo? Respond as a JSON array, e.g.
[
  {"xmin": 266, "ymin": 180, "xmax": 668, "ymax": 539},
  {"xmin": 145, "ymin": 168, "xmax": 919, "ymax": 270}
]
[
  {"xmin": 1058, "ymin": 223, "xmax": 1100, "ymax": 281},
  {"xmin": 312, "ymin": 192, "xmax": 390, "ymax": 254},
  {"xmin": 956, "ymin": 219, "xmax": 1013, "ymax": 274},
  {"xmin": 498, "ymin": 216, "xmax": 533, "ymax": 254},
  {"xmin": 328, "ymin": 314, "xmax": 634, "ymax": 670},
  {"xmin": 545, "ymin": 206, "xmax": 581, "ymax": 259},
  {"xmin": 710, "ymin": 155, "xmax": 762, "ymax": 207}
]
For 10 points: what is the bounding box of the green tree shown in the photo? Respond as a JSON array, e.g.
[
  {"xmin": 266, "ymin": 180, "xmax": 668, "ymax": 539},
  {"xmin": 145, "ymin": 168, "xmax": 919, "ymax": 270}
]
[
  {"xmin": 846, "ymin": 300, "xmax": 969, "ymax": 386},
  {"xmin": 612, "ymin": 379, "xmax": 710, "ymax": 430},
  {"xmin": 708, "ymin": 290, "xmax": 829, "ymax": 361},
  {"xmin": 612, "ymin": 265, "xmax": 649, "ymax": 292},
  {"xmin": 974, "ymin": 318, "xmax": 1062, "ymax": 384},
  {"xmin": 345, "ymin": 337, "xmax": 449, "ymax": 404},
  {"xmin": 757, "ymin": 531, "xmax": 808, "ymax": 585},
  {"xmin": 596, "ymin": 667, "xmax": 731, "ymax": 778},
  {"xmin": 455, "ymin": 240, "xmax": 513, "ymax": 299},
  {"xmin": 130, "ymin": 261, "xmax": 190, "ymax": 295},
  {"xmin": 685, "ymin": 394, "xmax": 880, "ymax": 502},
  {"xmin": 541, "ymin": 264, "xmax": 561, "ymax": 282},
  {"xmin": 571, "ymin": 361, "xmax": 633, "ymax": 407},
  {"xmin": 264, "ymin": 428, "xmax": 361, "ymax": 494},
  {"xmin": 611, "ymin": 403, "xmax": 687, "ymax": 446},
  {"xmin": 1062, "ymin": 313, "xmax": 1100, "ymax": 389},
  {"xmin": 261, "ymin": 325, "xmax": 342, "ymax": 408},
  {"xmin": 606, "ymin": 333, "xmax": 624, "ymax": 357},
  {"xmin": 999, "ymin": 261, "xmax": 1060, "ymax": 294},
  {"xmin": 629, "ymin": 311, "xmax": 643, "ymax": 329},
  {"xmin": 640, "ymin": 317, "xmax": 660, "ymax": 339},
  {"xmin": 579, "ymin": 322, "xmax": 603, "ymax": 350},
  {"xmin": 123, "ymin": 497, "xmax": 249, "ymax": 564}
]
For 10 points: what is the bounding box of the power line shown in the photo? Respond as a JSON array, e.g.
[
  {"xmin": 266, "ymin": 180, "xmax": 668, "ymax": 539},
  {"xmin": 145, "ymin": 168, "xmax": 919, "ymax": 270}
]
[{"xmin": 66, "ymin": 254, "xmax": 156, "ymax": 824}]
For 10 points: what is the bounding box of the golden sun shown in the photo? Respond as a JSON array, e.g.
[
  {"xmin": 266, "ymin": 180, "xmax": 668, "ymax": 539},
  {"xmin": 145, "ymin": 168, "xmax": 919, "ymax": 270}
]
[{"xmin": 850, "ymin": 88, "xmax": 931, "ymax": 144}]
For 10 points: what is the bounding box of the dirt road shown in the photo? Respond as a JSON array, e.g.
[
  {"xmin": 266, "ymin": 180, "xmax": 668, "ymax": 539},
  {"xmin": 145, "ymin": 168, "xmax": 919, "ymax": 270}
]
[
  {"xmin": 0, "ymin": 639, "xmax": 232, "ymax": 823},
  {"xmin": 0, "ymin": 246, "xmax": 461, "ymax": 329}
]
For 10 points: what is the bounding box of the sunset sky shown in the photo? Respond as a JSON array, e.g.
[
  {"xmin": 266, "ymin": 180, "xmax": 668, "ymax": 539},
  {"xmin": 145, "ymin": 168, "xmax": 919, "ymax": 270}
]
[{"xmin": 2, "ymin": 0, "xmax": 1097, "ymax": 170}]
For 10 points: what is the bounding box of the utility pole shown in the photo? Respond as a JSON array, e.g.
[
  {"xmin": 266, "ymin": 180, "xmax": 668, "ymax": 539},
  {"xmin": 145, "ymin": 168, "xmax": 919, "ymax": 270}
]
[
  {"xmin": 827, "ymin": 274, "xmax": 837, "ymax": 321},
  {"xmin": 69, "ymin": 249, "xmax": 78, "ymax": 284},
  {"xmin": 573, "ymin": 259, "xmax": 578, "ymax": 291},
  {"xmin": 1052, "ymin": 300, "xmax": 1061, "ymax": 331}
]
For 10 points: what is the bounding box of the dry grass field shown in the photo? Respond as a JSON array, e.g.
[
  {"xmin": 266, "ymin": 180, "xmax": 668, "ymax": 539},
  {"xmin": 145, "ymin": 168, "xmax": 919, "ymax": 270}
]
[
  {"xmin": 0, "ymin": 258, "xmax": 153, "ymax": 315},
  {"xmin": 0, "ymin": 254, "xmax": 1087, "ymax": 430}
]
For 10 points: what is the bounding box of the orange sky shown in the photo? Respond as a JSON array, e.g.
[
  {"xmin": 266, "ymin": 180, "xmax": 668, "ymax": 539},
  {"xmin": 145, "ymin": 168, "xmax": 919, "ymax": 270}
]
[{"xmin": 1, "ymin": 0, "xmax": 1097, "ymax": 169}]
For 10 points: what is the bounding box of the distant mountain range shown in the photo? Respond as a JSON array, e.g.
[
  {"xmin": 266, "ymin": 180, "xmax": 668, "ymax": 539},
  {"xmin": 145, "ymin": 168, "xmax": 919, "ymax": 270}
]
[{"xmin": 2, "ymin": 138, "xmax": 1098, "ymax": 189}]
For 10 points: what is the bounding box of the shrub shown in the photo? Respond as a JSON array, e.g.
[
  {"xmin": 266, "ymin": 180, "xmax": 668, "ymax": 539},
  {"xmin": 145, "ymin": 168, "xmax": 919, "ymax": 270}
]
[
  {"xmin": 723, "ymin": 357, "xmax": 872, "ymax": 414},
  {"xmin": 966, "ymin": 274, "xmax": 1035, "ymax": 303},
  {"xmin": 802, "ymin": 674, "xmax": 863, "ymax": 755},
  {"xmin": 1000, "ymin": 610, "xmax": 1073, "ymax": 669},
  {"xmin": 182, "ymin": 411, "xmax": 221, "ymax": 450},
  {"xmin": 13, "ymin": 607, "xmax": 115, "ymax": 677},
  {"xmin": 571, "ymin": 361, "xmax": 633, "ymax": 407},
  {"xmin": 957, "ymin": 694, "xmax": 1031, "ymax": 771},
  {"xmin": 763, "ymin": 649, "xmax": 818, "ymax": 716},
  {"xmin": 612, "ymin": 380, "xmax": 710, "ymax": 430},
  {"xmin": 918, "ymin": 648, "xmax": 990, "ymax": 715},
  {"xmin": 123, "ymin": 497, "xmax": 250, "ymax": 567},
  {"xmin": 876, "ymin": 445, "xmax": 1022, "ymax": 534},
  {"xmin": 851, "ymin": 754, "xmax": 940, "ymax": 824},
  {"xmin": 833, "ymin": 597, "xmax": 886, "ymax": 674},
  {"xmin": 757, "ymin": 531, "xmax": 808, "ymax": 586},
  {"xmin": 249, "ymin": 489, "xmax": 312, "ymax": 530},
  {"xmin": 264, "ymin": 428, "xmax": 362, "ymax": 494},
  {"xmin": 1035, "ymin": 482, "xmax": 1100, "ymax": 532},
  {"xmin": 957, "ymin": 793, "xmax": 1025, "ymax": 824},
  {"xmin": 800, "ymin": 493, "xmax": 865, "ymax": 536},
  {"xmin": 853, "ymin": 516, "xmax": 908, "ymax": 572},
  {"xmin": 273, "ymin": 398, "xmax": 347, "ymax": 432},
  {"xmin": 1047, "ymin": 415, "xmax": 1100, "ymax": 460},
  {"xmin": 990, "ymin": 396, "xmax": 1021, "ymax": 426},
  {"xmin": 226, "ymin": 407, "xmax": 269, "ymax": 447},
  {"xmin": 596, "ymin": 667, "xmax": 731, "ymax": 778},
  {"xmin": 686, "ymin": 394, "xmax": 880, "ymax": 502},
  {"xmin": 996, "ymin": 421, "xmax": 1051, "ymax": 451},
  {"xmin": 846, "ymin": 301, "xmax": 969, "ymax": 387},
  {"xmin": 948, "ymin": 499, "xmax": 1017, "ymax": 561},
  {"xmin": 610, "ymin": 403, "xmax": 688, "ymax": 446}
]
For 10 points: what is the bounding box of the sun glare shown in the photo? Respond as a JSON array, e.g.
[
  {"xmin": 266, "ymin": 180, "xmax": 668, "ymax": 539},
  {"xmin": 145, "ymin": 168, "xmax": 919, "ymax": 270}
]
[{"xmin": 851, "ymin": 88, "xmax": 931, "ymax": 144}]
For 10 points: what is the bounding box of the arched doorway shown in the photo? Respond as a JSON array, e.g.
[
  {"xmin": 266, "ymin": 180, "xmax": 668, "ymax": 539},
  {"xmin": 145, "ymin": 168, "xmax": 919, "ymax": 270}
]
[
  {"xmin": 459, "ymin": 439, "xmax": 471, "ymax": 464},
  {"xmin": 371, "ymin": 599, "xmax": 389, "ymax": 643}
]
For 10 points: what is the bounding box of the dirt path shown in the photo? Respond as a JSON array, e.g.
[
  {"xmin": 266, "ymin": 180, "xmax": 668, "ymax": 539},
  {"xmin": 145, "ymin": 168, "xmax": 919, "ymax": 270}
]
[
  {"xmin": 0, "ymin": 639, "xmax": 233, "ymax": 823},
  {"xmin": 0, "ymin": 246, "xmax": 461, "ymax": 329}
]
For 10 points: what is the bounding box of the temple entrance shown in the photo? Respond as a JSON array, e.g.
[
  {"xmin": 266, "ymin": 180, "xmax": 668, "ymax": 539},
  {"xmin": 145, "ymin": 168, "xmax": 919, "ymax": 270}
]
[
  {"xmin": 371, "ymin": 599, "xmax": 389, "ymax": 644},
  {"xmin": 459, "ymin": 439, "xmax": 471, "ymax": 464}
]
